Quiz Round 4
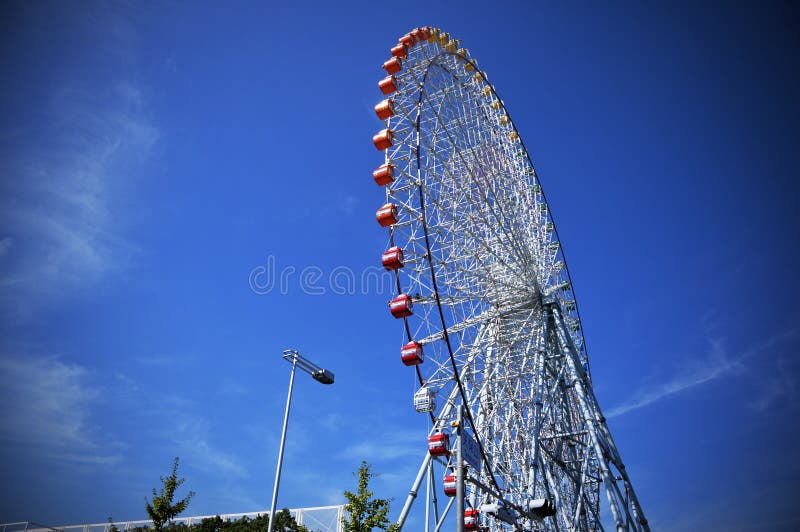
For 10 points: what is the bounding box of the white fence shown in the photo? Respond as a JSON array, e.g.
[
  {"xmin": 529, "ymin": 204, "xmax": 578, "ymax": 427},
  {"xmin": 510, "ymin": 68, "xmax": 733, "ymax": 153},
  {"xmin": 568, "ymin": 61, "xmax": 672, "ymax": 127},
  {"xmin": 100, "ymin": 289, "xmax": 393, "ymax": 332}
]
[{"xmin": 2, "ymin": 505, "xmax": 345, "ymax": 532}]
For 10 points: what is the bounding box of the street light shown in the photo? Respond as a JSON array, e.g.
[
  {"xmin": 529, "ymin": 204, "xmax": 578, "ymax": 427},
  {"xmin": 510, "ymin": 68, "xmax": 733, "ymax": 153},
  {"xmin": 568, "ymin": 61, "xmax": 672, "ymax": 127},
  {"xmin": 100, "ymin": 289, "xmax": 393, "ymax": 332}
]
[{"xmin": 267, "ymin": 349, "xmax": 334, "ymax": 532}]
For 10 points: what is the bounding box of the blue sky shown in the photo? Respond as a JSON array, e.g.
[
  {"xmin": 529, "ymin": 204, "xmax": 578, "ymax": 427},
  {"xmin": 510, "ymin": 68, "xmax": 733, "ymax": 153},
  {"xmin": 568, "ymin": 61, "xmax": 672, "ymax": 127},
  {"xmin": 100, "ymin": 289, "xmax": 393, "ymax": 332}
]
[{"xmin": 1, "ymin": 1, "xmax": 798, "ymax": 530}]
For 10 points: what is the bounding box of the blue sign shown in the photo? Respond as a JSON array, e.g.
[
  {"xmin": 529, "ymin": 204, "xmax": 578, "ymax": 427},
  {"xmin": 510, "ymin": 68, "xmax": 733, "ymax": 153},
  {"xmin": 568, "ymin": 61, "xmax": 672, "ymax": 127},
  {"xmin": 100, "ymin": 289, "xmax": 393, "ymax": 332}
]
[{"xmin": 461, "ymin": 432, "xmax": 482, "ymax": 471}]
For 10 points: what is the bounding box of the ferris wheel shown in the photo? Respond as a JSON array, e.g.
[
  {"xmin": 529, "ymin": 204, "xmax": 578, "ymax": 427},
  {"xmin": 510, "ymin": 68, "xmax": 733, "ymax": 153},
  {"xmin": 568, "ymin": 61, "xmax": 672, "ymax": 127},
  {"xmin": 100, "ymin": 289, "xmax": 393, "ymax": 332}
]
[{"xmin": 370, "ymin": 27, "xmax": 650, "ymax": 531}]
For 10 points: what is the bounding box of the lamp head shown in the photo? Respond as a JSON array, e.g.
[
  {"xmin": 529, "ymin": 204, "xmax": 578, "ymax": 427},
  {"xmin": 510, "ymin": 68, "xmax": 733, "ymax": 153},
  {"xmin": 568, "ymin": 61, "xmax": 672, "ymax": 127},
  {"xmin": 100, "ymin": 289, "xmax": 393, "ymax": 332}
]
[{"xmin": 312, "ymin": 369, "xmax": 334, "ymax": 385}]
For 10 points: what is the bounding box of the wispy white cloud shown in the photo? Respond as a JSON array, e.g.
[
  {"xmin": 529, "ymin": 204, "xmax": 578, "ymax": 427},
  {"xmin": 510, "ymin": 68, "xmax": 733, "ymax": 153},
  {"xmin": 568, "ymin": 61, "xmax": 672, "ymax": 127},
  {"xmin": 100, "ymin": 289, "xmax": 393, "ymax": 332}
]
[
  {"xmin": 0, "ymin": 80, "xmax": 158, "ymax": 315},
  {"xmin": 183, "ymin": 435, "xmax": 248, "ymax": 479},
  {"xmin": 166, "ymin": 406, "xmax": 248, "ymax": 479},
  {"xmin": 218, "ymin": 376, "xmax": 249, "ymax": 396},
  {"xmin": 209, "ymin": 486, "xmax": 264, "ymax": 513},
  {"xmin": 748, "ymin": 355, "xmax": 797, "ymax": 412},
  {"xmin": 318, "ymin": 412, "xmax": 343, "ymax": 432},
  {"xmin": 607, "ymin": 328, "xmax": 798, "ymax": 418},
  {"xmin": 0, "ymin": 237, "xmax": 12, "ymax": 258},
  {"xmin": 339, "ymin": 195, "xmax": 359, "ymax": 216},
  {"xmin": 0, "ymin": 354, "xmax": 122, "ymax": 464},
  {"xmin": 339, "ymin": 437, "xmax": 422, "ymax": 462},
  {"xmin": 606, "ymin": 338, "xmax": 737, "ymax": 418},
  {"xmin": 273, "ymin": 421, "xmax": 426, "ymax": 509},
  {"xmin": 136, "ymin": 354, "xmax": 185, "ymax": 367},
  {"xmin": 338, "ymin": 427, "xmax": 425, "ymax": 462}
]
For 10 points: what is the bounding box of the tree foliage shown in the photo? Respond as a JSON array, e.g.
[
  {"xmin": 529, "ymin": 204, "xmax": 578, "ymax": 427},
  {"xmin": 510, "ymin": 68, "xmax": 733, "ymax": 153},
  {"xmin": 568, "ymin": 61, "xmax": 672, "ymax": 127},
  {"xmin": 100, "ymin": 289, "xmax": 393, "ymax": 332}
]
[
  {"xmin": 145, "ymin": 457, "xmax": 196, "ymax": 530},
  {"xmin": 192, "ymin": 510, "xmax": 310, "ymax": 531},
  {"xmin": 107, "ymin": 517, "xmax": 120, "ymax": 532},
  {"xmin": 117, "ymin": 510, "xmax": 310, "ymax": 532},
  {"xmin": 342, "ymin": 461, "xmax": 397, "ymax": 532}
]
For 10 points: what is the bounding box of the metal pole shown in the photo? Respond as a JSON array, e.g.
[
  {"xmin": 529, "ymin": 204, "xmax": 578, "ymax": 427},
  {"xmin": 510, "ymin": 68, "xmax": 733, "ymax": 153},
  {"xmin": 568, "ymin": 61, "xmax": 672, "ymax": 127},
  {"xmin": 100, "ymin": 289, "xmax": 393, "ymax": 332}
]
[
  {"xmin": 433, "ymin": 496, "xmax": 455, "ymax": 532},
  {"xmin": 456, "ymin": 405, "xmax": 464, "ymax": 532},
  {"xmin": 529, "ymin": 307, "xmax": 549, "ymax": 498},
  {"xmin": 425, "ymin": 459, "xmax": 431, "ymax": 532},
  {"xmin": 431, "ymin": 457, "xmax": 440, "ymax": 526},
  {"xmin": 268, "ymin": 353, "xmax": 298, "ymax": 532},
  {"xmin": 397, "ymin": 451, "xmax": 433, "ymax": 529}
]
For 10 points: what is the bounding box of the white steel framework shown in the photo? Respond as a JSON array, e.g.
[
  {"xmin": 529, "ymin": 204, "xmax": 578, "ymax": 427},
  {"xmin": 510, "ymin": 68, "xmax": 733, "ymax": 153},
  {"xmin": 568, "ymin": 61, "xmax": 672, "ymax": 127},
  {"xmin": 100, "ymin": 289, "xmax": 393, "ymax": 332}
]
[{"xmin": 371, "ymin": 27, "xmax": 648, "ymax": 531}]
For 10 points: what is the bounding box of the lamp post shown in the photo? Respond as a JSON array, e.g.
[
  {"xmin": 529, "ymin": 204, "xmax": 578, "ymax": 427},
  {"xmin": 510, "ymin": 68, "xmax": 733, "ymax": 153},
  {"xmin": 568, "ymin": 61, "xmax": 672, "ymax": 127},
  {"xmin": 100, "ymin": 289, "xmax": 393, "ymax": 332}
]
[{"xmin": 267, "ymin": 349, "xmax": 334, "ymax": 532}]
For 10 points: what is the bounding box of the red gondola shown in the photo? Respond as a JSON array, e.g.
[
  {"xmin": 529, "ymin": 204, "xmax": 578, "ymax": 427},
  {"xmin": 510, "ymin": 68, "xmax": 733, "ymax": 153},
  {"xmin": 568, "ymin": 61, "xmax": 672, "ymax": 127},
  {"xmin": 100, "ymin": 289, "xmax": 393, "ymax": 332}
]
[
  {"xmin": 381, "ymin": 246, "xmax": 403, "ymax": 269},
  {"xmin": 376, "ymin": 203, "xmax": 398, "ymax": 227},
  {"xmin": 383, "ymin": 56, "xmax": 402, "ymax": 74},
  {"xmin": 428, "ymin": 433, "xmax": 450, "ymax": 456},
  {"xmin": 373, "ymin": 129, "xmax": 394, "ymax": 150},
  {"xmin": 373, "ymin": 163, "xmax": 395, "ymax": 187},
  {"xmin": 374, "ymin": 99, "xmax": 394, "ymax": 120},
  {"xmin": 378, "ymin": 75, "xmax": 398, "ymax": 95},
  {"xmin": 464, "ymin": 509, "xmax": 480, "ymax": 530},
  {"xmin": 390, "ymin": 43, "xmax": 407, "ymax": 59},
  {"xmin": 389, "ymin": 294, "xmax": 413, "ymax": 318},
  {"xmin": 400, "ymin": 341, "xmax": 423, "ymax": 366},
  {"xmin": 443, "ymin": 475, "xmax": 456, "ymax": 496}
]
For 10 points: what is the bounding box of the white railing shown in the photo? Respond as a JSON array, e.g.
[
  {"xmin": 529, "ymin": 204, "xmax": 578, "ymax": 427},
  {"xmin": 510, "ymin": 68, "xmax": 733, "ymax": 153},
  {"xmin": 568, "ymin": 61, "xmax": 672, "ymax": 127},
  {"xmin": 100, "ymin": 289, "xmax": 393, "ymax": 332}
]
[{"xmin": 2, "ymin": 505, "xmax": 345, "ymax": 532}]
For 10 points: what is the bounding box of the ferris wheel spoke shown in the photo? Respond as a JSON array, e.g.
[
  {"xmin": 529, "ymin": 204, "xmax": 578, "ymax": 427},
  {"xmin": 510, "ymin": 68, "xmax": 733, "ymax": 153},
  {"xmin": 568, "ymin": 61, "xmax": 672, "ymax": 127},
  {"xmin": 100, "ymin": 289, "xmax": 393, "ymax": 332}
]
[
  {"xmin": 414, "ymin": 67, "xmax": 544, "ymax": 281},
  {"xmin": 408, "ymin": 136, "xmax": 540, "ymax": 289},
  {"xmin": 394, "ymin": 50, "xmax": 564, "ymax": 304},
  {"xmin": 415, "ymin": 161, "xmax": 542, "ymax": 294},
  {"xmin": 424, "ymin": 72, "xmax": 541, "ymax": 258}
]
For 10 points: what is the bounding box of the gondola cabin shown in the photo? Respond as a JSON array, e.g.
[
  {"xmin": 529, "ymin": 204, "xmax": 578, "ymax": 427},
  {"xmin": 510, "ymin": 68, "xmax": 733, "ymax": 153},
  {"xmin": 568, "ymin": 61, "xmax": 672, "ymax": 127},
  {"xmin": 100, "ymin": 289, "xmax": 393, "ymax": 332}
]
[
  {"xmin": 381, "ymin": 246, "xmax": 404, "ymax": 270},
  {"xmin": 443, "ymin": 475, "xmax": 456, "ymax": 496},
  {"xmin": 376, "ymin": 203, "xmax": 398, "ymax": 227},
  {"xmin": 383, "ymin": 56, "xmax": 402, "ymax": 74},
  {"xmin": 390, "ymin": 44, "xmax": 407, "ymax": 59},
  {"xmin": 389, "ymin": 294, "xmax": 413, "ymax": 318},
  {"xmin": 464, "ymin": 509, "xmax": 480, "ymax": 530},
  {"xmin": 374, "ymin": 99, "xmax": 395, "ymax": 120},
  {"xmin": 414, "ymin": 386, "xmax": 436, "ymax": 413},
  {"xmin": 428, "ymin": 433, "xmax": 450, "ymax": 456},
  {"xmin": 373, "ymin": 163, "xmax": 395, "ymax": 187},
  {"xmin": 378, "ymin": 75, "xmax": 398, "ymax": 95},
  {"xmin": 400, "ymin": 341, "xmax": 423, "ymax": 366},
  {"xmin": 373, "ymin": 129, "xmax": 394, "ymax": 150}
]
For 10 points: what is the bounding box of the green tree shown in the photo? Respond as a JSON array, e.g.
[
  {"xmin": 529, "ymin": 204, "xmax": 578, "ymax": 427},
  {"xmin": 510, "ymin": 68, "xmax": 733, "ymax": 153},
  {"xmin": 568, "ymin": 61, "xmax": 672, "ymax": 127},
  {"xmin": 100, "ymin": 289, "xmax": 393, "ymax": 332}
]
[
  {"xmin": 264, "ymin": 509, "xmax": 311, "ymax": 532},
  {"xmin": 145, "ymin": 457, "xmax": 195, "ymax": 530},
  {"xmin": 342, "ymin": 461, "xmax": 398, "ymax": 532},
  {"xmin": 195, "ymin": 515, "xmax": 224, "ymax": 532},
  {"xmin": 194, "ymin": 510, "xmax": 309, "ymax": 532}
]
